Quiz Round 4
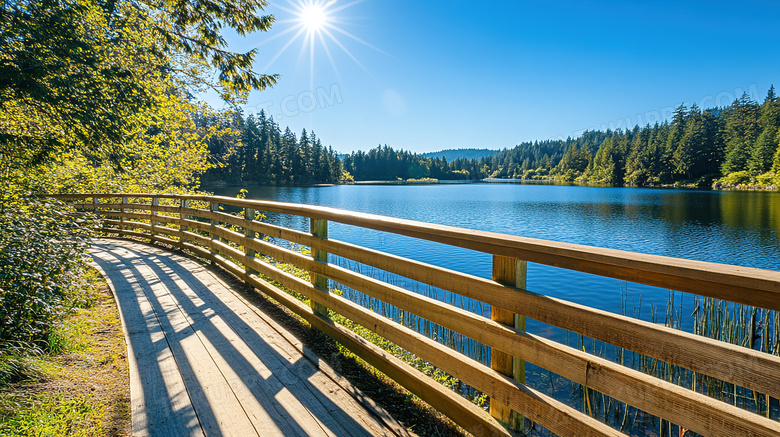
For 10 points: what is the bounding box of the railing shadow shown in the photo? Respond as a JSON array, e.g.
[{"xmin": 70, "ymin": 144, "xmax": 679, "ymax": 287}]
[
  {"xmin": 90, "ymin": 245, "xmax": 206, "ymax": 437},
  {"xmin": 91, "ymin": 240, "xmax": 379, "ymax": 437}
]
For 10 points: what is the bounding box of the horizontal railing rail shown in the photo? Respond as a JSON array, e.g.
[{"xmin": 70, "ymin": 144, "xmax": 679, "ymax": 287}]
[{"xmin": 60, "ymin": 193, "xmax": 780, "ymax": 437}]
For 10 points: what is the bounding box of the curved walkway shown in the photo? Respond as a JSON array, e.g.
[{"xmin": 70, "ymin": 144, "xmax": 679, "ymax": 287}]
[{"xmin": 90, "ymin": 238, "xmax": 405, "ymax": 437}]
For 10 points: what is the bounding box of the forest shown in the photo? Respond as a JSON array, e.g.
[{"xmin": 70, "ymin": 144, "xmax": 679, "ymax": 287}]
[
  {"xmin": 210, "ymin": 87, "xmax": 780, "ymax": 188},
  {"xmin": 201, "ymin": 111, "xmax": 342, "ymax": 186},
  {"xmin": 470, "ymin": 87, "xmax": 780, "ymax": 187}
]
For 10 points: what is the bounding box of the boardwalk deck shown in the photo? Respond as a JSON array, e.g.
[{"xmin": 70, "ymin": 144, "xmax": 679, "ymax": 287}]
[{"xmin": 90, "ymin": 238, "xmax": 406, "ymax": 437}]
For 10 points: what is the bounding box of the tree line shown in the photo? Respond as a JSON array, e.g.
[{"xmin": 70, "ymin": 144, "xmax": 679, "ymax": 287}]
[
  {"xmin": 551, "ymin": 88, "xmax": 780, "ymax": 186},
  {"xmin": 338, "ymin": 87, "xmax": 780, "ymax": 186},
  {"xmin": 203, "ymin": 86, "xmax": 780, "ymax": 187},
  {"xmin": 202, "ymin": 111, "xmax": 342, "ymax": 185}
]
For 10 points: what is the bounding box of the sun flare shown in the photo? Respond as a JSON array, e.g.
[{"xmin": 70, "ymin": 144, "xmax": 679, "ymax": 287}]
[
  {"xmin": 300, "ymin": 4, "xmax": 328, "ymax": 32},
  {"xmin": 258, "ymin": 0, "xmax": 384, "ymax": 87}
]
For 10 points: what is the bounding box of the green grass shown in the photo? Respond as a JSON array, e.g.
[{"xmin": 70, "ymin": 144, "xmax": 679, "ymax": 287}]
[
  {"xmin": 0, "ymin": 353, "xmax": 51, "ymax": 387},
  {"xmin": 0, "ymin": 265, "xmax": 130, "ymax": 437},
  {"xmin": 46, "ymin": 308, "xmax": 95, "ymax": 356},
  {"xmin": 0, "ymin": 394, "xmax": 107, "ymax": 437}
]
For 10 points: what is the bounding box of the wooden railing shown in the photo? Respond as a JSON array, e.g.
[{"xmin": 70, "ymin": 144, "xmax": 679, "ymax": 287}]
[{"xmin": 61, "ymin": 193, "xmax": 780, "ymax": 437}]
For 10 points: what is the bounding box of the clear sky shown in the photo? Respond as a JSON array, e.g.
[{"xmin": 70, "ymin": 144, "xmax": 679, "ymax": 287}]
[{"xmin": 210, "ymin": 0, "xmax": 780, "ymax": 154}]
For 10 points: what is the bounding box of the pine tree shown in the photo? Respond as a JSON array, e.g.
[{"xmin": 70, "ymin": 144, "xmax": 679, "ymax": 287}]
[
  {"xmin": 748, "ymin": 86, "xmax": 780, "ymax": 174},
  {"xmin": 663, "ymin": 104, "xmax": 688, "ymax": 183},
  {"xmin": 625, "ymin": 126, "xmax": 651, "ymax": 185},
  {"xmin": 772, "ymin": 130, "xmax": 780, "ymax": 173},
  {"xmin": 241, "ymin": 114, "xmax": 260, "ymax": 183},
  {"xmin": 674, "ymin": 104, "xmax": 700, "ymax": 180},
  {"xmin": 722, "ymin": 94, "xmax": 760, "ymax": 174},
  {"xmin": 281, "ymin": 128, "xmax": 297, "ymax": 183}
]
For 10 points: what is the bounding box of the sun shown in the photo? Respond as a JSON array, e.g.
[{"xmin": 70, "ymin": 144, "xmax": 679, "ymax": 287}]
[
  {"xmin": 300, "ymin": 4, "xmax": 328, "ymax": 32},
  {"xmin": 258, "ymin": 0, "xmax": 384, "ymax": 85}
]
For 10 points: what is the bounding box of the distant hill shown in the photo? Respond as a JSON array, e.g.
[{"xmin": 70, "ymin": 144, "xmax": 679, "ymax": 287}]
[{"xmin": 419, "ymin": 148, "xmax": 498, "ymax": 161}]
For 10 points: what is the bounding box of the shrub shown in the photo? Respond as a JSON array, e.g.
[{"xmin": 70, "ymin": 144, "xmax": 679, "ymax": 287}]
[
  {"xmin": 0, "ymin": 198, "xmax": 95, "ymax": 352},
  {"xmin": 719, "ymin": 170, "xmax": 753, "ymax": 186},
  {"xmin": 756, "ymin": 172, "xmax": 778, "ymax": 187}
]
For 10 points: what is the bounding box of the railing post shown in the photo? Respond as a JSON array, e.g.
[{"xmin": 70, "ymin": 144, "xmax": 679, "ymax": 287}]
[
  {"xmin": 209, "ymin": 201, "xmax": 219, "ymax": 262},
  {"xmin": 490, "ymin": 255, "xmax": 527, "ymax": 432},
  {"xmin": 121, "ymin": 196, "xmax": 128, "ymax": 231},
  {"xmin": 151, "ymin": 198, "xmax": 159, "ymax": 236},
  {"xmin": 310, "ymin": 218, "xmax": 329, "ymax": 319},
  {"xmin": 180, "ymin": 199, "xmax": 189, "ymax": 245},
  {"xmin": 92, "ymin": 197, "xmax": 98, "ymax": 214},
  {"xmin": 244, "ymin": 207, "xmax": 257, "ymax": 275}
]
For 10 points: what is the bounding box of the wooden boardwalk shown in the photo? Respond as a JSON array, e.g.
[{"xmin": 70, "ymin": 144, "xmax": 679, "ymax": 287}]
[{"xmin": 90, "ymin": 239, "xmax": 406, "ymax": 437}]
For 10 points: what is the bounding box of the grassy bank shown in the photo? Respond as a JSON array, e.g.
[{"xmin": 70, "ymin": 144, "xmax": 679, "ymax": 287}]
[{"xmin": 0, "ymin": 267, "xmax": 130, "ymax": 436}]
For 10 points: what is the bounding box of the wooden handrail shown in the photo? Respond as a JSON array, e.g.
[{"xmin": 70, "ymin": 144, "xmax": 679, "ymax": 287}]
[
  {"xmin": 68, "ymin": 194, "xmax": 780, "ymax": 311},
  {"xmin": 62, "ymin": 194, "xmax": 780, "ymax": 436}
]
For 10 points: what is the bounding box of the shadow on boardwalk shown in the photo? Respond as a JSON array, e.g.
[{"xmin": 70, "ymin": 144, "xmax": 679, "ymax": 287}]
[{"xmin": 90, "ymin": 238, "xmax": 403, "ymax": 437}]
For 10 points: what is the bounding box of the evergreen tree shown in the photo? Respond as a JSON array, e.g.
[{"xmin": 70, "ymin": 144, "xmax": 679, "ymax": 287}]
[
  {"xmin": 773, "ymin": 130, "xmax": 780, "ymax": 174},
  {"xmin": 625, "ymin": 126, "xmax": 651, "ymax": 185},
  {"xmin": 663, "ymin": 104, "xmax": 688, "ymax": 182},
  {"xmin": 721, "ymin": 94, "xmax": 760, "ymax": 174},
  {"xmin": 748, "ymin": 86, "xmax": 780, "ymax": 174}
]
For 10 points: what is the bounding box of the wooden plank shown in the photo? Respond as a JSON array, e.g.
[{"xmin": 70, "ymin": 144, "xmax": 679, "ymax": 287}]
[
  {"xmin": 135, "ymin": 194, "xmax": 780, "ymax": 310},
  {"xmin": 244, "ymin": 207, "xmax": 257, "ymax": 275},
  {"xmin": 90, "ymin": 194, "xmax": 780, "ymax": 310},
  {"xmin": 309, "ymin": 310, "xmax": 510, "ymax": 437},
  {"xmin": 182, "ymin": 230, "xmax": 211, "ymax": 247},
  {"xmin": 323, "ymin": 266, "xmax": 780, "ymax": 436},
  {"xmin": 120, "ymin": 251, "xmax": 259, "ymax": 437},
  {"xmin": 310, "ymin": 218, "xmax": 329, "ymax": 318},
  {"xmin": 105, "ymin": 229, "xmax": 182, "ymax": 250},
  {"xmin": 202, "ymin": 236, "xmax": 780, "ymax": 437},
  {"xmin": 181, "ymin": 218, "xmax": 211, "ymax": 233},
  {"xmin": 114, "ymin": 203, "xmax": 154, "ymax": 211},
  {"xmin": 120, "ymin": 197, "xmax": 128, "ymax": 231},
  {"xmin": 158, "ymin": 255, "xmax": 396, "ymax": 437},
  {"xmin": 89, "ymin": 243, "xmax": 204, "ymax": 437},
  {"xmin": 137, "ymin": 254, "xmax": 337, "ymax": 437},
  {"xmin": 265, "ymin": 231, "xmax": 780, "ymax": 401},
  {"xmin": 151, "ymin": 198, "xmax": 159, "ymax": 233},
  {"xmin": 99, "ymin": 239, "xmax": 402, "ymax": 437},
  {"xmin": 75, "ymin": 203, "xmax": 151, "ymax": 211},
  {"xmin": 180, "ymin": 199, "xmax": 190, "ymax": 245},
  {"xmin": 108, "ymin": 220, "xmax": 153, "ymax": 232},
  {"xmin": 311, "ymin": 259, "xmax": 780, "ymax": 437},
  {"xmin": 105, "ymin": 217, "xmax": 180, "ymax": 236},
  {"xmin": 316, "ymin": 286, "xmax": 624, "ymax": 437},
  {"xmin": 209, "ymin": 201, "xmax": 219, "ymax": 260}
]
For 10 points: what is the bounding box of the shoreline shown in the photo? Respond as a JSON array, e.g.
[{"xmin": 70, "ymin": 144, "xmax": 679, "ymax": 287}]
[{"xmin": 203, "ymin": 178, "xmax": 780, "ymax": 192}]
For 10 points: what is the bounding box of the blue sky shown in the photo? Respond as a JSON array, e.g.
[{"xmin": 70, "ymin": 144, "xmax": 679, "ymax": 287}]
[{"xmin": 211, "ymin": 0, "xmax": 780, "ymax": 154}]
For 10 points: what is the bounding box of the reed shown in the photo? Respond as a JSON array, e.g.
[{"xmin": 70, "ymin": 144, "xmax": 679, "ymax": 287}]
[{"xmin": 544, "ymin": 286, "xmax": 780, "ymax": 436}]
